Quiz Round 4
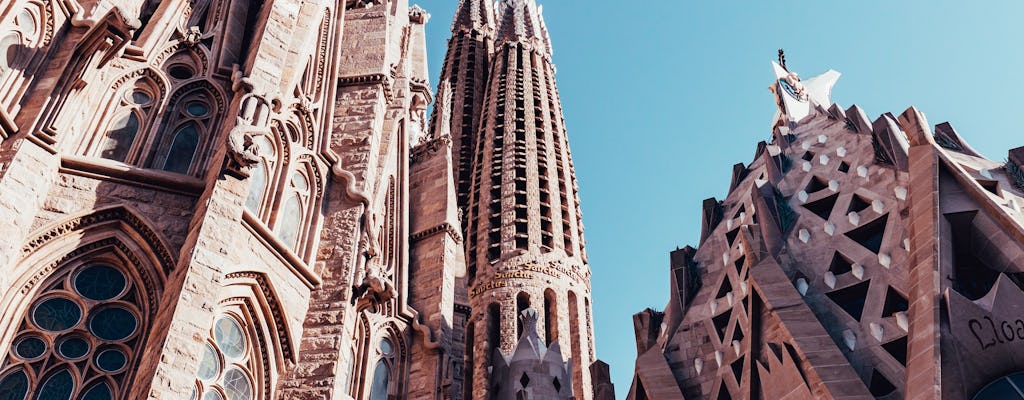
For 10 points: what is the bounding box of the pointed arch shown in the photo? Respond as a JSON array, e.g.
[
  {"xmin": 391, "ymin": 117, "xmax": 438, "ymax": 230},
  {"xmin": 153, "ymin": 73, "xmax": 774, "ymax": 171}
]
[
  {"xmin": 0, "ymin": 206, "xmax": 169, "ymax": 399},
  {"xmin": 0, "ymin": 0, "xmax": 53, "ymax": 109},
  {"xmin": 145, "ymin": 80, "xmax": 226, "ymax": 175},
  {"xmin": 83, "ymin": 68, "xmax": 167, "ymax": 162}
]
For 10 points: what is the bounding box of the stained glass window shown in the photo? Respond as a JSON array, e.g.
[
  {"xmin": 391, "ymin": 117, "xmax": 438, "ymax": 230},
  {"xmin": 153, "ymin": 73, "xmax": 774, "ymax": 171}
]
[
  {"xmin": 90, "ymin": 307, "xmax": 137, "ymax": 341},
  {"xmin": 369, "ymin": 360, "xmax": 390, "ymax": 400},
  {"xmin": 214, "ymin": 318, "xmax": 246, "ymax": 360},
  {"xmin": 37, "ymin": 369, "xmax": 74, "ymax": 400},
  {"xmin": 13, "ymin": 336, "xmax": 45, "ymax": 360},
  {"xmin": 974, "ymin": 372, "xmax": 1024, "ymax": 399},
  {"xmin": 74, "ymin": 265, "xmax": 126, "ymax": 301},
  {"xmin": 32, "ymin": 298, "xmax": 81, "ymax": 332},
  {"xmin": 0, "ymin": 263, "xmax": 143, "ymax": 400},
  {"xmin": 0, "ymin": 369, "xmax": 28, "ymax": 400},
  {"xmin": 245, "ymin": 163, "xmax": 267, "ymax": 213},
  {"xmin": 197, "ymin": 343, "xmax": 220, "ymax": 381},
  {"xmin": 56, "ymin": 337, "xmax": 89, "ymax": 360},
  {"xmin": 80, "ymin": 382, "xmax": 112, "ymax": 400},
  {"xmin": 95, "ymin": 350, "xmax": 127, "ymax": 373},
  {"xmin": 276, "ymin": 195, "xmax": 302, "ymax": 248},
  {"xmin": 193, "ymin": 315, "xmax": 257, "ymax": 399},
  {"xmin": 222, "ymin": 368, "xmax": 251, "ymax": 400},
  {"xmin": 163, "ymin": 123, "xmax": 200, "ymax": 174},
  {"xmin": 99, "ymin": 113, "xmax": 139, "ymax": 162}
]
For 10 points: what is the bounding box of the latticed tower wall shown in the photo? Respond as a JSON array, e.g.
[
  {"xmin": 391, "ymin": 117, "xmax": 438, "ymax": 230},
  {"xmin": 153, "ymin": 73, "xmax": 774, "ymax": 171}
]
[
  {"xmin": 430, "ymin": 0, "xmax": 494, "ymax": 215},
  {"xmin": 458, "ymin": 1, "xmax": 595, "ymax": 399}
]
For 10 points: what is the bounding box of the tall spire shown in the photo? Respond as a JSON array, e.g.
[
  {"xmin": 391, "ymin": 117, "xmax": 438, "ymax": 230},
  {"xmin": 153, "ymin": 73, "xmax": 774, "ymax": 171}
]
[
  {"xmin": 495, "ymin": 0, "xmax": 553, "ymax": 56},
  {"xmin": 462, "ymin": 1, "xmax": 598, "ymax": 398},
  {"xmin": 452, "ymin": 0, "xmax": 496, "ymax": 33}
]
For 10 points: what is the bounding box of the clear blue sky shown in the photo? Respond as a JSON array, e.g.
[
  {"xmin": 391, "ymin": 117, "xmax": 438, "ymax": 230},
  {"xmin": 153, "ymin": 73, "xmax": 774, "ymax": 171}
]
[{"xmin": 417, "ymin": 1, "xmax": 1024, "ymax": 397}]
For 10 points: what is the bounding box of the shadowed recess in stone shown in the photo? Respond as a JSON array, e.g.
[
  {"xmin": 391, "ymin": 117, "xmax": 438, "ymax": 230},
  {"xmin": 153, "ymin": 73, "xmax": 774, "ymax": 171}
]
[
  {"xmin": 869, "ymin": 369, "xmax": 896, "ymax": 396},
  {"xmin": 847, "ymin": 194, "xmax": 871, "ymax": 214},
  {"xmin": 716, "ymin": 380, "xmax": 732, "ymax": 400},
  {"xmin": 882, "ymin": 336, "xmax": 907, "ymax": 366},
  {"xmin": 825, "ymin": 280, "xmax": 871, "ymax": 321},
  {"xmin": 730, "ymin": 355, "xmax": 744, "ymax": 382},
  {"xmin": 828, "ymin": 252, "xmax": 854, "ymax": 275},
  {"xmin": 716, "ymin": 278, "xmax": 733, "ymax": 299},
  {"xmin": 844, "ymin": 214, "xmax": 888, "ymax": 253},
  {"xmin": 805, "ymin": 176, "xmax": 828, "ymax": 194},
  {"xmin": 801, "ymin": 151, "xmax": 814, "ymax": 161},
  {"xmin": 712, "ymin": 312, "xmax": 731, "ymax": 343},
  {"xmin": 803, "ymin": 193, "xmax": 840, "ymax": 220},
  {"xmin": 733, "ymin": 256, "xmax": 746, "ymax": 276},
  {"xmin": 838, "ymin": 161, "xmax": 850, "ymax": 173},
  {"xmin": 881, "ymin": 286, "xmax": 908, "ymax": 317},
  {"xmin": 946, "ymin": 211, "xmax": 1000, "ymax": 300},
  {"xmin": 725, "ymin": 228, "xmax": 740, "ymax": 247}
]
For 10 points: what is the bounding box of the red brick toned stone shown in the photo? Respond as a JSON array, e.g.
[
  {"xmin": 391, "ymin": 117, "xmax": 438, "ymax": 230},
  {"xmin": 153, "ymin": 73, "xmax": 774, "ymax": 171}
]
[
  {"xmin": 3, "ymin": 0, "xmax": 611, "ymax": 399},
  {"xmin": 627, "ymin": 63, "xmax": 1024, "ymax": 399}
]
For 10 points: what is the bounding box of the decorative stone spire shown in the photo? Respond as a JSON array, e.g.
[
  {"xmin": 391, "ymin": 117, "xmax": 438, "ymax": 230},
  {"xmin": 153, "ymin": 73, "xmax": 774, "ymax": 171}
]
[
  {"xmin": 490, "ymin": 308, "xmax": 574, "ymax": 400},
  {"xmin": 495, "ymin": 0, "xmax": 553, "ymax": 56},
  {"xmin": 452, "ymin": 0, "xmax": 495, "ymax": 32}
]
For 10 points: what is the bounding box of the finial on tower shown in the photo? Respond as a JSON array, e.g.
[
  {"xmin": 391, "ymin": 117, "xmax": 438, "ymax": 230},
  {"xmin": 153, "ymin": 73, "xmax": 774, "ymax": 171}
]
[{"xmin": 778, "ymin": 48, "xmax": 788, "ymax": 71}]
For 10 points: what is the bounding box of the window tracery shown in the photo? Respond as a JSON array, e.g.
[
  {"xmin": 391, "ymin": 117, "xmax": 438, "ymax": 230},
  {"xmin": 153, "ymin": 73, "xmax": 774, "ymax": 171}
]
[
  {"xmin": 274, "ymin": 169, "xmax": 311, "ymax": 251},
  {"xmin": 368, "ymin": 337, "xmax": 395, "ymax": 400},
  {"xmin": 153, "ymin": 91, "xmax": 214, "ymax": 174},
  {"xmin": 0, "ymin": 262, "xmax": 146, "ymax": 400},
  {"xmin": 97, "ymin": 82, "xmax": 158, "ymax": 162},
  {"xmin": 0, "ymin": 6, "xmax": 41, "ymax": 82},
  {"xmin": 191, "ymin": 315, "xmax": 256, "ymax": 400},
  {"xmin": 245, "ymin": 133, "xmax": 279, "ymax": 214}
]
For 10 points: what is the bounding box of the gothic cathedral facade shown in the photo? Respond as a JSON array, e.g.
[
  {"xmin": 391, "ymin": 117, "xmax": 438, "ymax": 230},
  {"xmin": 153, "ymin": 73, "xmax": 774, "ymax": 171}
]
[{"xmin": 0, "ymin": 0, "xmax": 610, "ymax": 399}]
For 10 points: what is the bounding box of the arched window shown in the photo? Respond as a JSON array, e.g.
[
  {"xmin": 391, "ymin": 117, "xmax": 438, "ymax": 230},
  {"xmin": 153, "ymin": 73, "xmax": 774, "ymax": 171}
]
[
  {"xmin": 0, "ymin": 263, "xmax": 146, "ymax": 399},
  {"xmin": 368, "ymin": 337, "xmax": 395, "ymax": 400},
  {"xmin": 154, "ymin": 92, "xmax": 214, "ymax": 175},
  {"xmin": 516, "ymin": 292, "xmax": 530, "ymax": 338},
  {"xmin": 98, "ymin": 87, "xmax": 156, "ymax": 162},
  {"xmin": 0, "ymin": 8, "xmax": 39, "ymax": 80},
  {"xmin": 192, "ymin": 315, "xmax": 255, "ymax": 400},
  {"xmin": 244, "ymin": 134, "xmax": 277, "ymax": 214},
  {"xmin": 274, "ymin": 170, "xmax": 311, "ymax": 252}
]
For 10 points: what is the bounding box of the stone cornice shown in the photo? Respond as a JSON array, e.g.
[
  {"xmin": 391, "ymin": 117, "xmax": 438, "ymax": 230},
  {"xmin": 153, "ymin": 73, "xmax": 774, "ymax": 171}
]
[
  {"xmin": 410, "ymin": 222, "xmax": 463, "ymax": 244},
  {"xmin": 410, "ymin": 135, "xmax": 452, "ymax": 164},
  {"xmin": 338, "ymin": 73, "xmax": 394, "ymax": 103}
]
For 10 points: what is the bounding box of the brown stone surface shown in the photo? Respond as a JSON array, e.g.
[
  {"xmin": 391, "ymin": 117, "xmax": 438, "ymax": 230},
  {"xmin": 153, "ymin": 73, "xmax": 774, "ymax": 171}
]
[
  {"xmin": 628, "ymin": 65, "xmax": 1024, "ymax": 399},
  {"xmin": 0, "ymin": 0, "xmax": 606, "ymax": 399}
]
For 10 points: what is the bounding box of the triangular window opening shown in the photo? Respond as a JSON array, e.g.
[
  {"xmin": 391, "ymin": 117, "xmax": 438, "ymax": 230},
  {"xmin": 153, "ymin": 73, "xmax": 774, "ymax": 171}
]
[
  {"xmin": 845, "ymin": 214, "xmax": 888, "ymax": 253},
  {"xmin": 869, "ymin": 369, "xmax": 897, "ymax": 396},
  {"xmin": 978, "ymin": 180, "xmax": 1000, "ymax": 196},
  {"xmin": 725, "ymin": 228, "xmax": 740, "ymax": 247},
  {"xmin": 805, "ymin": 177, "xmax": 828, "ymax": 194},
  {"xmin": 881, "ymin": 286, "xmax": 908, "ymax": 317},
  {"xmin": 712, "ymin": 312, "xmax": 731, "ymax": 342},
  {"xmin": 828, "ymin": 252, "xmax": 854, "ymax": 275},
  {"xmin": 731, "ymin": 355, "xmax": 745, "ymax": 383},
  {"xmin": 732, "ymin": 323, "xmax": 744, "ymax": 343},
  {"xmin": 847, "ymin": 195, "xmax": 871, "ymax": 214},
  {"xmin": 717, "ymin": 380, "xmax": 732, "ymax": 400},
  {"xmin": 825, "ymin": 280, "xmax": 871, "ymax": 321},
  {"xmin": 633, "ymin": 377, "xmax": 647, "ymax": 400},
  {"xmin": 733, "ymin": 256, "xmax": 746, "ymax": 276},
  {"xmin": 803, "ymin": 193, "xmax": 840, "ymax": 220},
  {"xmin": 882, "ymin": 336, "xmax": 908, "ymax": 366},
  {"xmin": 717, "ymin": 278, "xmax": 733, "ymax": 299}
]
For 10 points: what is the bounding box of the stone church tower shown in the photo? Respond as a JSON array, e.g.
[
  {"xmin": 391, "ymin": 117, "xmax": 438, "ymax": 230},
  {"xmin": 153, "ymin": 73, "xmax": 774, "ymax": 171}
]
[
  {"xmin": 0, "ymin": 0, "xmax": 608, "ymax": 399},
  {"xmin": 627, "ymin": 58, "xmax": 1024, "ymax": 399},
  {"xmin": 431, "ymin": 1, "xmax": 608, "ymax": 399}
]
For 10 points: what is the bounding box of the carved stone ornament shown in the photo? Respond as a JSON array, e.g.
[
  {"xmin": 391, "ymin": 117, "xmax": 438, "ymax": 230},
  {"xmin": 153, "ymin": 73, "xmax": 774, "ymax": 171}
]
[
  {"xmin": 183, "ymin": 26, "xmax": 203, "ymax": 47},
  {"xmin": 225, "ymin": 117, "xmax": 264, "ymax": 178}
]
